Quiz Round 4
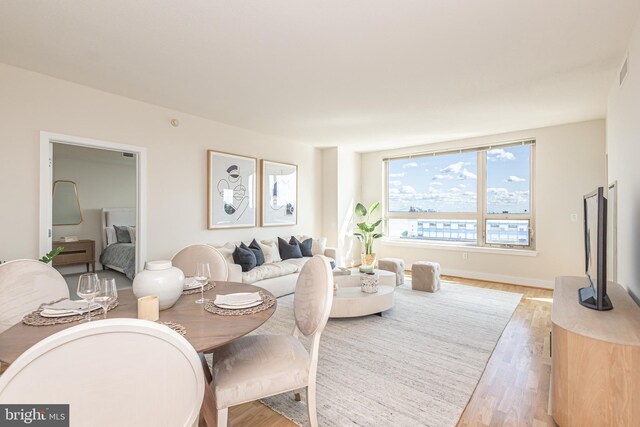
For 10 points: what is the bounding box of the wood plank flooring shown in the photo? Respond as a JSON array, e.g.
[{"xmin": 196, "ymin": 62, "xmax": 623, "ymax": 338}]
[{"xmin": 217, "ymin": 276, "xmax": 557, "ymax": 427}]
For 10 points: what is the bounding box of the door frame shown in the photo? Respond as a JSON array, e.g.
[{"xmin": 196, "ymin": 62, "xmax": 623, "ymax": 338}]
[{"xmin": 39, "ymin": 131, "xmax": 147, "ymax": 274}]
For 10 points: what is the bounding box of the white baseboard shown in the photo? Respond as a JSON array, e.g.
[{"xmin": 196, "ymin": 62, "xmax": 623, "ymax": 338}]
[{"xmin": 407, "ymin": 265, "xmax": 555, "ymax": 289}]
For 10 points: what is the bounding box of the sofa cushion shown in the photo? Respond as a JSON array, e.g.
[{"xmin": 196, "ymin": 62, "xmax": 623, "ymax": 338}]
[
  {"xmin": 241, "ymin": 262, "xmax": 298, "ymax": 284},
  {"xmin": 279, "ymin": 237, "xmax": 302, "ymax": 260},
  {"xmin": 245, "ymin": 240, "xmax": 265, "ymax": 266},
  {"xmin": 233, "ymin": 245, "xmax": 257, "ymax": 272},
  {"xmin": 291, "ymin": 237, "xmax": 313, "ymax": 257},
  {"xmin": 259, "ymin": 240, "xmax": 281, "ymax": 264}
]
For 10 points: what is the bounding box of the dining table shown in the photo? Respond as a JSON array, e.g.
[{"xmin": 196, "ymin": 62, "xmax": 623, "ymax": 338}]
[{"xmin": 0, "ymin": 281, "xmax": 277, "ymax": 426}]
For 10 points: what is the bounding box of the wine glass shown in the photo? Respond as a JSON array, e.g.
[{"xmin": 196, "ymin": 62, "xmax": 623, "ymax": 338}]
[
  {"xmin": 77, "ymin": 273, "xmax": 98, "ymax": 322},
  {"xmin": 194, "ymin": 262, "xmax": 211, "ymax": 304},
  {"xmin": 95, "ymin": 278, "xmax": 118, "ymax": 319}
]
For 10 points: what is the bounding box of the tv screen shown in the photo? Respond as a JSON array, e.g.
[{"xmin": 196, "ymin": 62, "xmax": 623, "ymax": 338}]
[
  {"xmin": 584, "ymin": 192, "xmax": 599, "ymax": 290},
  {"xmin": 580, "ymin": 187, "xmax": 612, "ymax": 311}
]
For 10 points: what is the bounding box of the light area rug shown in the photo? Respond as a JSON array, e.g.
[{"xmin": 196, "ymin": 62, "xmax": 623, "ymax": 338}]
[{"xmin": 254, "ymin": 281, "xmax": 522, "ymax": 427}]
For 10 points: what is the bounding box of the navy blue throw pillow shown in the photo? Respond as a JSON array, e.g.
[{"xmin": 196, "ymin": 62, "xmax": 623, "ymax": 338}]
[
  {"xmin": 244, "ymin": 240, "xmax": 265, "ymax": 266},
  {"xmin": 291, "ymin": 236, "xmax": 313, "ymax": 257},
  {"xmin": 278, "ymin": 237, "xmax": 302, "ymax": 260},
  {"xmin": 233, "ymin": 245, "xmax": 257, "ymax": 272}
]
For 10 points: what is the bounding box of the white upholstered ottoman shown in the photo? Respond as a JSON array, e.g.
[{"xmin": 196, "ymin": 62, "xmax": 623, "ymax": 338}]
[
  {"xmin": 378, "ymin": 258, "xmax": 405, "ymax": 286},
  {"xmin": 411, "ymin": 261, "xmax": 441, "ymax": 292}
]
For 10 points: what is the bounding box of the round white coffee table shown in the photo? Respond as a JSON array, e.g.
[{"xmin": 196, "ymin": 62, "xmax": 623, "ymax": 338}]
[{"xmin": 329, "ymin": 285, "xmax": 395, "ymax": 318}]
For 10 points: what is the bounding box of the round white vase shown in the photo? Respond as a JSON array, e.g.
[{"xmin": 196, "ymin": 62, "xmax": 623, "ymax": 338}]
[{"xmin": 133, "ymin": 260, "xmax": 185, "ymax": 310}]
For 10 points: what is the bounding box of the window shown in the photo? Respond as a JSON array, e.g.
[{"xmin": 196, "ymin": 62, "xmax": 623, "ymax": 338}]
[{"xmin": 385, "ymin": 141, "xmax": 534, "ymax": 248}]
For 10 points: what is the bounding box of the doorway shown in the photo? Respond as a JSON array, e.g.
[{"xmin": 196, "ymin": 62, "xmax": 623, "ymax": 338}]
[{"xmin": 39, "ymin": 132, "xmax": 147, "ymax": 293}]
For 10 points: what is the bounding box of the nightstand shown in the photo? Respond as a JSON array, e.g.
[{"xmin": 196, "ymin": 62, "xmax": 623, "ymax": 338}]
[{"xmin": 52, "ymin": 239, "xmax": 96, "ymax": 273}]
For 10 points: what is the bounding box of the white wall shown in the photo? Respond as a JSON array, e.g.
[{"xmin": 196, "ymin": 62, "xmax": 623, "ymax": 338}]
[
  {"xmin": 320, "ymin": 147, "xmax": 361, "ymax": 266},
  {"xmin": 0, "ymin": 63, "xmax": 322, "ymax": 263},
  {"xmin": 361, "ymin": 120, "xmax": 607, "ymax": 288},
  {"xmin": 52, "ymin": 144, "xmax": 136, "ymax": 271},
  {"xmin": 607, "ymin": 11, "xmax": 640, "ymax": 301}
]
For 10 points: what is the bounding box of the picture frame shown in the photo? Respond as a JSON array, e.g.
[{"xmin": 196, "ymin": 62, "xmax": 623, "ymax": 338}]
[
  {"xmin": 207, "ymin": 150, "xmax": 257, "ymax": 229},
  {"xmin": 261, "ymin": 160, "xmax": 298, "ymax": 227}
]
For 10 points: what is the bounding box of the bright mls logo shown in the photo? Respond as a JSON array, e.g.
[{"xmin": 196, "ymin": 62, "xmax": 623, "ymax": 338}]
[{"xmin": 0, "ymin": 405, "xmax": 69, "ymax": 426}]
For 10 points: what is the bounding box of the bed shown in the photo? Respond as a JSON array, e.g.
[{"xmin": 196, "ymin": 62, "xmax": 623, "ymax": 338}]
[{"xmin": 99, "ymin": 208, "xmax": 136, "ymax": 280}]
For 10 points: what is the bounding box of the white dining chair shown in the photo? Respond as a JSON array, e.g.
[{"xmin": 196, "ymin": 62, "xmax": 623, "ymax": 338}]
[
  {"xmin": 0, "ymin": 259, "xmax": 70, "ymax": 333},
  {"xmin": 209, "ymin": 255, "xmax": 333, "ymax": 427},
  {"xmin": 172, "ymin": 244, "xmax": 229, "ymax": 281},
  {"xmin": 0, "ymin": 319, "xmax": 205, "ymax": 427}
]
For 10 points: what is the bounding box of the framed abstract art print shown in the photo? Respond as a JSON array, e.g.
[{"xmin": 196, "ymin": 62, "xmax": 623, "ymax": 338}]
[
  {"xmin": 261, "ymin": 160, "xmax": 298, "ymax": 226},
  {"xmin": 207, "ymin": 150, "xmax": 257, "ymax": 229}
]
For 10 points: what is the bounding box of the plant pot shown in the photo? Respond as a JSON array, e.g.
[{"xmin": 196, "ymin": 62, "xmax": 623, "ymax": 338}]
[
  {"xmin": 359, "ymin": 252, "xmax": 377, "ymax": 273},
  {"xmin": 133, "ymin": 260, "xmax": 185, "ymax": 310}
]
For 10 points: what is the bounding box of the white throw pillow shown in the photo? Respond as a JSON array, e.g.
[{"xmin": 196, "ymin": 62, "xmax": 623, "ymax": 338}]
[
  {"xmin": 259, "ymin": 240, "xmax": 282, "ymax": 264},
  {"xmin": 212, "ymin": 243, "xmax": 236, "ymax": 265},
  {"xmin": 104, "ymin": 227, "xmax": 117, "ymax": 246},
  {"xmin": 311, "ymin": 237, "xmax": 327, "ymax": 256}
]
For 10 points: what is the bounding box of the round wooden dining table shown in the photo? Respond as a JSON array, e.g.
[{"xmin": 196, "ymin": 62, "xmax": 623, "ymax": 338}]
[{"xmin": 0, "ymin": 282, "xmax": 277, "ymax": 365}]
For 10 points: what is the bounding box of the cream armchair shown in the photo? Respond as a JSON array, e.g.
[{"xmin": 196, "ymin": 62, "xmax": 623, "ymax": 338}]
[{"xmin": 208, "ymin": 255, "xmax": 334, "ymax": 426}]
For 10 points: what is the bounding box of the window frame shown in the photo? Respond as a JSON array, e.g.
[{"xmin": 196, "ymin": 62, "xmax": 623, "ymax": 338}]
[{"xmin": 383, "ymin": 141, "xmax": 535, "ymax": 250}]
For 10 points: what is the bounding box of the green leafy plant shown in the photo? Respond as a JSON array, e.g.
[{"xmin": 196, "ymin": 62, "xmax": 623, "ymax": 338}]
[
  {"xmin": 40, "ymin": 247, "xmax": 64, "ymax": 264},
  {"xmin": 353, "ymin": 202, "xmax": 383, "ymax": 254}
]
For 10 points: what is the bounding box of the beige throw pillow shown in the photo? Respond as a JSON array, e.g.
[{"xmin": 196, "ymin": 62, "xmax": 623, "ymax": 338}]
[{"xmin": 259, "ymin": 240, "xmax": 282, "ymax": 264}]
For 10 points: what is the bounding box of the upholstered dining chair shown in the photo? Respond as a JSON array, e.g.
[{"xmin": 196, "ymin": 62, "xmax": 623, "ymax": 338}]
[
  {"xmin": 0, "ymin": 319, "xmax": 205, "ymax": 427},
  {"xmin": 0, "ymin": 259, "xmax": 70, "ymax": 334},
  {"xmin": 172, "ymin": 244, "xmax": 229, "ymax": 281},
  {"xmin": 208, "ymin": 255, "xmax": 333, "ymax": 427}
]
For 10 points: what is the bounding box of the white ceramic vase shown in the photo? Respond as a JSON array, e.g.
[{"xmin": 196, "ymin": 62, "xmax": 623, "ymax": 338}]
[{"xmin": 133, "ymin": 260, "xmax": 185, "ymax": 310}]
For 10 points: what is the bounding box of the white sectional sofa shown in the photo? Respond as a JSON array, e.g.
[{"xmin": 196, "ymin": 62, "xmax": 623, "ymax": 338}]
[{"xmin": 210, "ymin": 236, "xmax": 336, "ymax": 298}]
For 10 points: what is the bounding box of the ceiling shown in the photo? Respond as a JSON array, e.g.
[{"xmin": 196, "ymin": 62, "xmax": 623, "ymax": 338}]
[{"xmin": 1, "ymin": 1, "xmax": 638, "ymax": 151}]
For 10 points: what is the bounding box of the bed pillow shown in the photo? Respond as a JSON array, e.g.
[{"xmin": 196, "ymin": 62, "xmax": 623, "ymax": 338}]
[
  {"xmin": 114, "ymin": 225, "xmax": 131, "ymax": 243},
  {"xmin": 246, "ymin": 239, "xmax": 265, "ymax": 266},
  {"xmin": 279, "ymin": 237, "xmax": 302, "ymax": 260},
  {"xmin": 127, "ymin": 226, "xmax": 136, "ymax": 244},
  {"xmin": 104, "ymin": 227, "xmax": 117, "ymax": 246},
  {"xmin": 311, "ymin": 237, "xmax": 327, "ymax": 256},
  {"xmin": 291, "ymin": 236, "xmax": 313, "ymax": 257},
  {"xmin": 233, "ymin": 245, "xmax": 257, "ymax": 272}
]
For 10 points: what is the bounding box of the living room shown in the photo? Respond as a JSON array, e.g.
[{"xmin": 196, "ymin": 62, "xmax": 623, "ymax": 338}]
[{"xmin": 1, "ymin": 2, "xmax": 639, "ymax": 427}]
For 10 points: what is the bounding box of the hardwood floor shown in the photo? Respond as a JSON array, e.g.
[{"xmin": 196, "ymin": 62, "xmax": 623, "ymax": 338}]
[{"xmin": 221, "ymin": 276, "xmax": 557, "ymax": 427}]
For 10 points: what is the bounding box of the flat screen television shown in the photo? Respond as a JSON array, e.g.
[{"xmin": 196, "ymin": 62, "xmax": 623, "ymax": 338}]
[{"xmin": 579, "ymin": 187, "xmax": 613, "ymax": 311}]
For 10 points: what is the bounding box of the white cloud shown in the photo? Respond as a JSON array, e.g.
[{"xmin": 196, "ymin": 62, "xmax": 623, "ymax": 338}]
[
  {"xmin": 401, "ymin": 185, "xmax": 417, "ymax": 194},
  {"xmin": 487, "ymin": 187, "xmax": 530, "ymax": 210},
  {"xmin": 402, "ymin": 162, "xmax": 418, "ymax": 168},
  {"xmin": 507, "ymin": 175, "xmax": 525, "ymax": 182},
  {"xmin": 430, "ymin": 181, "xmax": 443, "ymax": 186},
  {"xmin": 389, "ymin": 180, "xmax": 402, "ymax": 186},
  {"xmin": 487, "ymin": 148, "xmax": 515, "ymax": 161},
  {"xmin": 458, "ymin": 168, "xmax": 477, "ymax": 180},
  {"xmin": 389, "ymin": 172, "xmax": 405, "ymax": 178},
  {"xmin": 459, "ymin": 184, "xmax": 467, "ymax": 188},
  {"xmin": 432, "ymin": 174, "xmax": 453, "ymax": 180},
  {"xmin": 440, "ymin": 161, "xmax": 465, "ymax": 174},
  {"xmin": 389, "ymin": 188, "xmax": 400, "ymax": 194}
]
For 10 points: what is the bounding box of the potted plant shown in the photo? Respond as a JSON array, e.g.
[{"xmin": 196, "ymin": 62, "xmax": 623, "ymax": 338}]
[{"xmin": 353, "ymin": 202, "xmax": 383, "ymax": 272}]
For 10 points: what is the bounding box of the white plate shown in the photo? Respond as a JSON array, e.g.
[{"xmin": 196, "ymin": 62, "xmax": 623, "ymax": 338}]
[
  {"xmin": 213, "ymin": 299, "xmax": 263, "ymax": 310},
  {"xmin": 183, "ymin": 277, "xmax": 204, "ymax": 290},
  {"xmin": 215, "ymin": 292, "xmax": 261, "ymax": 306}
]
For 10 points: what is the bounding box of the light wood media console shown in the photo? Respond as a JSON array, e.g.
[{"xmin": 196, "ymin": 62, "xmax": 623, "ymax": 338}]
[{"xmin": 551, "ymin": 276, "xmax": 640, "ymax": 426}]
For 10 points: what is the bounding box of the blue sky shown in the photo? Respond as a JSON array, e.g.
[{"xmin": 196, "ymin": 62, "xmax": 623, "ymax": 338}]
[{"xmin": 388, "ymin": 145, "xmax": 530, "ymax": 213}]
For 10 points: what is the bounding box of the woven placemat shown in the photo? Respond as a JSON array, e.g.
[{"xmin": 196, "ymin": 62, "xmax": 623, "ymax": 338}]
[
  {"xmin": 182, "ymin": 281, "xmax": 216, "ymax": 295},
  {"xmin": 204, "ymin": 291, "xmax": 275, "ymax": 316},
  {"xmin": 22, "ymin": 300, "xmax": 119, "ymax": 326},
  {"xmin": 160, "ymin": 321, "xmax": 186, "ymax": 336}
]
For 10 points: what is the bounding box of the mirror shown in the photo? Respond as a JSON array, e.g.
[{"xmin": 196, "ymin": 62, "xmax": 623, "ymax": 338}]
[{"xmin": 52, "ymin": 180, "xmax": 83, "ymax": 225}]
